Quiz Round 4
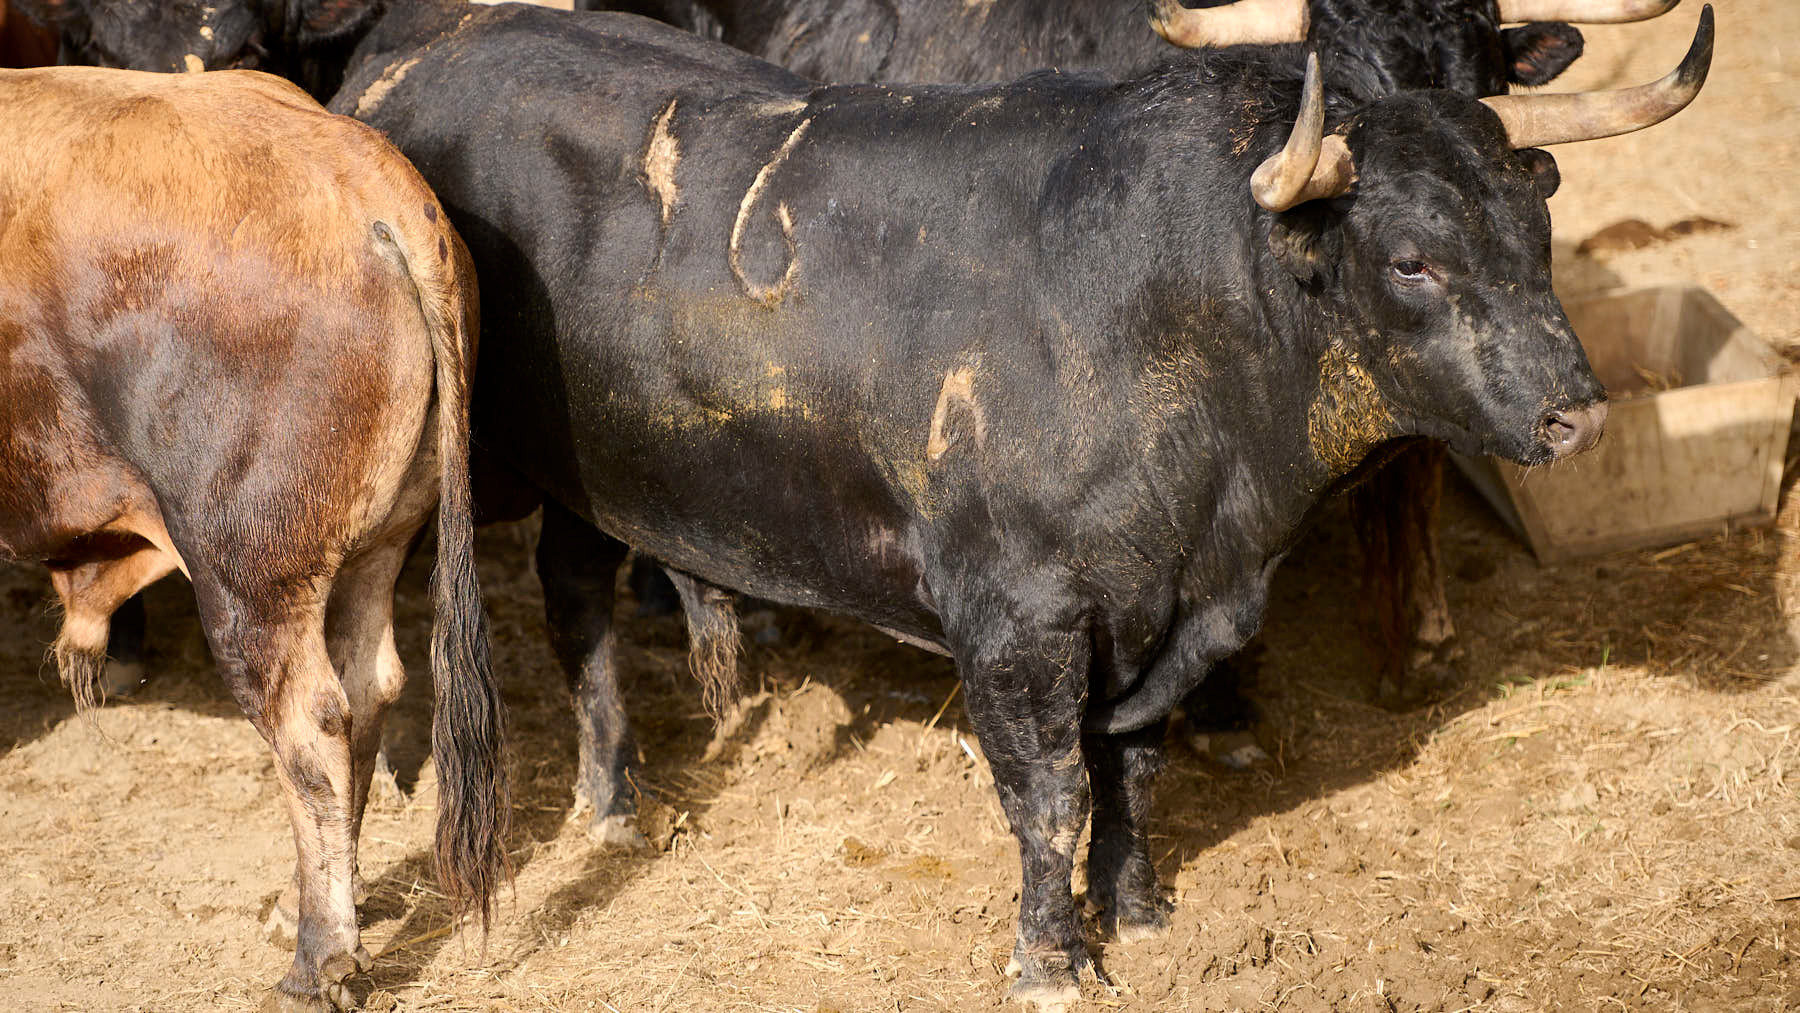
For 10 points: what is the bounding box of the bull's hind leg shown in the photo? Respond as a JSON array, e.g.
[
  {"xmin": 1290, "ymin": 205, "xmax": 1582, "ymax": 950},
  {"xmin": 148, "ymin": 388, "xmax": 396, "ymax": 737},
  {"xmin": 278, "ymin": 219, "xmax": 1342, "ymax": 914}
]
[
  {"xmin": 47, "ymin": 541, "xmax": 177, "ymax": 710},
  {"xmin": 194, "ymin": 573, "xmax": 367, "ymax": 1010},
  {"xmin": 535, "ymin": 502, "xmax": 641, "ymax": 847}
]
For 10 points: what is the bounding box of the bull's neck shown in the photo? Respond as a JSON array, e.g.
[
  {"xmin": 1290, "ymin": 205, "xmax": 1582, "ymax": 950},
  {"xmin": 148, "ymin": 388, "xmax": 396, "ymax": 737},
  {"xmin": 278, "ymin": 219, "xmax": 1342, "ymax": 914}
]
[{"xmin": 1031, "ymin": 128, "xmax": 1382, "ymax": 566}]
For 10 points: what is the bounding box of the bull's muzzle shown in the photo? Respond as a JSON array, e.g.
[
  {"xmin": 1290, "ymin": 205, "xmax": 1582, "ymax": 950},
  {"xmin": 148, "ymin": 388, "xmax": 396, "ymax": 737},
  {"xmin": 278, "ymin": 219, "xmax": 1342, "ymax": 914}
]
[{"xmin": 1542, "ymin": 401, "xmax": 1609, "ymax": 459}]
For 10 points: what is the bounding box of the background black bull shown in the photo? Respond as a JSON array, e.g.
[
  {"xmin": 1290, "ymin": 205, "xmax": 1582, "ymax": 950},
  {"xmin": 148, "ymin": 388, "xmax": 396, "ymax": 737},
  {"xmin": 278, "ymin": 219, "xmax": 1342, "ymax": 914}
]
[{"xmin": 594, "ymin": 0, "xmax": 1591, "ymax": 94}]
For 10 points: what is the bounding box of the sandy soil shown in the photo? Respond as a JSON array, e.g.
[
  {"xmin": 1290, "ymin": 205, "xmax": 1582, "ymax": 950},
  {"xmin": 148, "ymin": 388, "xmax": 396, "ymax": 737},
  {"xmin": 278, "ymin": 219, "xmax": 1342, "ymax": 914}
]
[{"xmin": 1, "ymin": 2, "xmax": 1796, "ymax": 1011}]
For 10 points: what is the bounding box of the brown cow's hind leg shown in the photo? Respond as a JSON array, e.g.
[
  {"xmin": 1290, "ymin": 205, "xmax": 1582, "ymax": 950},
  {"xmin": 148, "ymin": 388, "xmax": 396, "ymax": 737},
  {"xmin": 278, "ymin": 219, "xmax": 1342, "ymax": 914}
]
[
  {"xmin": 266, "ymin": 540, "xmax": 414, "ymax": 948},
  {"xmin": 195, "ymin": 575, "xmax": 367, "ymax": 1011}
]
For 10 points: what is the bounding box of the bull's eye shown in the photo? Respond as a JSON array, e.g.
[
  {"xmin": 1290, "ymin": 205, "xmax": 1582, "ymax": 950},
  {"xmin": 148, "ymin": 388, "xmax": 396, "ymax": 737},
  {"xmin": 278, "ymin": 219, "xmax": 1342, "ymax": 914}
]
[{"xmin": 1390, "ymin": 260, "xmax": 1429, "ymax": 282}]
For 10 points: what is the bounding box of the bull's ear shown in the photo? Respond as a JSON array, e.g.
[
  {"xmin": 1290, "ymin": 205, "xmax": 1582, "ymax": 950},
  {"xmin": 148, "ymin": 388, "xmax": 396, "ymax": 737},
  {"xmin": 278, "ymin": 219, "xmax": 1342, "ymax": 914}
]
[
  {"xmin": 1500, "ymin": 23, "xmax": 1584, "ymax": 86},
  {"xmin": 1515, "ymin": 147, "xmax": 1561, "ymax": 200},
  {"xmin": 293, "ymin": 0, "xmax": 380, "ymax": 44},
  {"xmin": 1268, "ymin": 203, "xmax": 1340, "ymax": 286}
]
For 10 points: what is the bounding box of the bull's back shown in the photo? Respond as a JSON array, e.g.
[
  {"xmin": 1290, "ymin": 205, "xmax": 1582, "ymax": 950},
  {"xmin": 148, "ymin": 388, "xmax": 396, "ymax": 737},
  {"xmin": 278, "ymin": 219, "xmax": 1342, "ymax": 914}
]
[{"xmin": 332, "ymin": 8, "xmax": 1099, "ymax": 631}]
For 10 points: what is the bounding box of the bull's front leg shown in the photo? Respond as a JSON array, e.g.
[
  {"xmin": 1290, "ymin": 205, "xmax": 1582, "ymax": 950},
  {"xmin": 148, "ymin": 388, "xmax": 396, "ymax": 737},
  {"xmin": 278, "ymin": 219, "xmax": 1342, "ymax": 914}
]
[
  {"xmin": 952, "ymin": 618, "xmax": 1093, "ymax": 1010},
  {"xmin": 1084, "ymin": 720, "xmax": 1171, "ymax": 942},
  {"xmin": 1348, "ymin": 439, "xmax": 1460, "ymax": 705}
]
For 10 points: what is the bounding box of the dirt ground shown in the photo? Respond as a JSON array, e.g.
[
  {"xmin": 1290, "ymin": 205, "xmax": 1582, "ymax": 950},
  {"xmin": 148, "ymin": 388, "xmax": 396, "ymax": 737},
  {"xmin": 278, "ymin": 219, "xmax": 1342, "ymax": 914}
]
[{"xmin": 2, "ymin": 3, "xmax": 1797, "ymax": 1012}]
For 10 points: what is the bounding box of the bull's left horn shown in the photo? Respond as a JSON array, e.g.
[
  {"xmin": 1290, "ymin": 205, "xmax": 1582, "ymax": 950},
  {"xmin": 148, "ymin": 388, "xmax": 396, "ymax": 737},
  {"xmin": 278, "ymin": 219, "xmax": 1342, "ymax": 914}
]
[
  {"xmin": 1495, "ymin": 0, "xmax": 1679, "ymax": 24},
  {"xmin": 1481, "ymin": 4, "xmax": 1712, "ymax": 148},
  {"xmin": 1150, "ymin": 0, "xmax": 1308, "ymax": 48},
  {"xmin": 1251, "ymin": 52, "xmax": 1356, "ymax": 212}
]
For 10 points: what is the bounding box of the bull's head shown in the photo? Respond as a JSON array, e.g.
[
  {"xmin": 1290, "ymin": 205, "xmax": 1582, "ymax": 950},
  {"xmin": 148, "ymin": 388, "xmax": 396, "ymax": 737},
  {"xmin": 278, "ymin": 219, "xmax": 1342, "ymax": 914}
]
[
  {"xmin": 1151, "ymin": 0, "xmax": 1683, "ymax": 92},
  {"xmin": 14, "ymin": 0, "xmax": 374, "ymax": 80},
  {"xmin": 1257, "ymin": 6, "xmax": 1710, "ymax": 467}
]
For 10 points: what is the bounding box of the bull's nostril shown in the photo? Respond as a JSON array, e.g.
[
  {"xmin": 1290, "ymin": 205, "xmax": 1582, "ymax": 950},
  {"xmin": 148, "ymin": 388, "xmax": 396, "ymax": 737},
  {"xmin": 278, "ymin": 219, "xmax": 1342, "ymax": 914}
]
[{"xmin": 1543, "ymin": 401, "xmax": 1608, "ymax": 459}]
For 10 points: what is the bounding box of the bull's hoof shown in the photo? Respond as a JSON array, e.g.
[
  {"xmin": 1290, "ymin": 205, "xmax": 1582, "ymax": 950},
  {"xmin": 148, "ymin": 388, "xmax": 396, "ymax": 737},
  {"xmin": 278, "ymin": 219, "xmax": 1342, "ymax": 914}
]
[
  {"xmin": 1007, "ymin": 976, "xmax": 1079, "ymax": 1013},
  {"xmin": 584, "ymin": 812, "xmax": 651, "ymax": 851},
  {"xmin": 99, "ymin": 659, "xmax": 148, "ymax": 700},
  {"xmin": 1377, "ymin": 639, "xmax": 1465, "ymax": 710},
  {"xmin": 1104, "ymin": 905, "xmax": 1171, "ymax": 944},
  {"xmin": 1003, "ymin": 945, "xmax": 1094, "ymax": 1012},
  {"xmin": 1182, "ymin": 727, "xmax": 1270, "ymax": 770}
]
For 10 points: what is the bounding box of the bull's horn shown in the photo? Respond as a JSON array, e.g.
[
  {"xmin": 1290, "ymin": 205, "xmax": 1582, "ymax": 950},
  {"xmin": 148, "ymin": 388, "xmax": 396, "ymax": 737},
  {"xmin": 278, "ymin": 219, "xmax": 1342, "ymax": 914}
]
[
  {"xmin": 1150, "ymin": 0, "xmax": 1308, "ymax": 48},
  {"xmin": 1495, "ymin": 0, "xmax": 1679, "ymax": 24},
  {"xmin": 1480, "ymin": 4, "xmax": 1712, "ymax": 149},
  {"xmin": 1251, "ymin": 52, "xmax": 1356, "ymax": 212}
]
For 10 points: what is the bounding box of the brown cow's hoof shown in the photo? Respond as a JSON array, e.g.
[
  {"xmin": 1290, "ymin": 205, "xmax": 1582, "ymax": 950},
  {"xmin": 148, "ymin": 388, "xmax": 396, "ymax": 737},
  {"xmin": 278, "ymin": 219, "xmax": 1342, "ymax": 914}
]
[
  {"xmin": 260, "ymin": 946, "xmax": 373, "ymax": 1011},
  {"xmin": 260, "ymin": 993, "xmax": 337, "ymax": 1013},
  {"xmin": 99, "ymin": 659, "xmax": 148, "ymax": 699},
  {"xmin": 585, "ymin": 812, "xmax": 651, "ymax": 851}
]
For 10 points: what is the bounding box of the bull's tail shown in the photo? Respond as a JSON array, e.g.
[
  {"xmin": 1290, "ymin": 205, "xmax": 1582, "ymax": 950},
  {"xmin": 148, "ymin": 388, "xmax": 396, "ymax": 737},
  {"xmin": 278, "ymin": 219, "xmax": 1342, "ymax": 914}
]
[
  {"xmin": 662, "ymin": 569, "xmax": 743, "ymax": 722},
  {"xmin": 388, "ymin": 212, "xmax": 511, "ymax": 930}
]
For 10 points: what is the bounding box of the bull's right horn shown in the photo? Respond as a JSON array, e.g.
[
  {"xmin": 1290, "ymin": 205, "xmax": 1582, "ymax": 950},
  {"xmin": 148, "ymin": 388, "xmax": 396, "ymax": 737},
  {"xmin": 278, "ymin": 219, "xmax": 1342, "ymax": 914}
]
[
  {"xmin": 1251, "ymin": 52, "xmax": 1356, "ymax": 212},
  {"xmin": 1480, "ymin": 4, "xmax": 1712, "ymax": 149},
  {"xmin": 1150, "ymin": 0, "xmax": 1309, "ymax": 48},
  {"xmin": 1495, "ymin": 0, "xmax": 1679, "ymax": 24}
]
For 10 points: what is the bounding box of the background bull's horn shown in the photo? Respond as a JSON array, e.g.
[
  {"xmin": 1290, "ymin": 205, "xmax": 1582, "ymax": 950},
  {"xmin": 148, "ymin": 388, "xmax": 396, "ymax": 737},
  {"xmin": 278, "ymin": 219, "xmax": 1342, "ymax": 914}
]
[
  {"xmin": 1494, "ymin": 0, "xmax": 1679, "ymax": 24},
  {"xmin": 1251, "ymin": 52, "xmax": 1356, "ymax": 212},
  {"xmin": 1150, "ymin": 0, "xmax": 1309, "ymax": 48},
  {"xmin": 1480, "ymin": 4, "xmax": 1712, "ymax": 149}
]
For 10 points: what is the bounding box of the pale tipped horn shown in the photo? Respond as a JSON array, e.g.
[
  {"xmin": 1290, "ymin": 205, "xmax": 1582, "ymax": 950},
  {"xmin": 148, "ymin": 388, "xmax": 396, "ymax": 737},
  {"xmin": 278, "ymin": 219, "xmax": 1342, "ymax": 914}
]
[
  {"xmin": 1480, "ymin": 4, "xmax": 1712, "ymax": 149},
  {"xmin": 1495, "ymin": 0, "xmax": 1679, "ymax": 24},
  {"xmin": 1150, "ymin": 0, "xmax": 1308, "ymax": 48},
  {"xmin": 1251, "ymin": 52, "xmax": 1356, "ymax": 212}
]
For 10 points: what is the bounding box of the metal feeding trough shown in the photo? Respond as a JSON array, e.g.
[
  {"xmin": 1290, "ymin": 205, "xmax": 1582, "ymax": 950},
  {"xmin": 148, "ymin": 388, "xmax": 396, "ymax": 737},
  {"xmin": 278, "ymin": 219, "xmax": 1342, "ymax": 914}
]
[{"xmin": 1452, "ymin": 285, "xmax": 1797, "ymax": 564}]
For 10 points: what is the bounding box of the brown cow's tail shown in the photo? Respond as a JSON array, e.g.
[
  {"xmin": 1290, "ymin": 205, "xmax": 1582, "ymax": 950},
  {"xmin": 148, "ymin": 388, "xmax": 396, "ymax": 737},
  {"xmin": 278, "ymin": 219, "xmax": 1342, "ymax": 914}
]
[{"xmin": 387, "ymin": 211, "xmax": 511, "ymax": 932}]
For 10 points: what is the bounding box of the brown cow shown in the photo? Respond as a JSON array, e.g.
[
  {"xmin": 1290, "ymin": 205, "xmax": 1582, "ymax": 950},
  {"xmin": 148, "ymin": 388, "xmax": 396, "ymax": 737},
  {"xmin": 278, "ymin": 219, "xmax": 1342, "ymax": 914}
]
[{"xmin": 0, "ymin": 66, "xmax": 507, "ymax": 1009}]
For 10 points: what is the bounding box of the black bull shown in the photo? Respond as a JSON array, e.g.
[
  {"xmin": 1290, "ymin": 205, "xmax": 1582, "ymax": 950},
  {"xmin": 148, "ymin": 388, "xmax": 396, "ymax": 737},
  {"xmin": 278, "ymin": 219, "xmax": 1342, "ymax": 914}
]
[
  {"xmin": 314, "ymin": 6, "xmax": 1704, "ymax": 1005},
  {"xmin": 588, "ymin": 0, "xmax": 1674, "ymax": 712}
]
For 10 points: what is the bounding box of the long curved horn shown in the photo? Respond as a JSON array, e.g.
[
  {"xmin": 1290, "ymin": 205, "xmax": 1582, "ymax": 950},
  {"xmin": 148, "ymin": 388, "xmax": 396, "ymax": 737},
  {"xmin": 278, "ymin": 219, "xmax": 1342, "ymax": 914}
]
[
  {"xmin": 1251, "ymin": 52, "xmax": 1356, "ymax": 211},
  {"xmin": 1150, "ymin": 0, "xmax": 1308, "ymax": 48},
  {"xmin": 1480, "ymin": 4, "xmax": 1712, "ymax": 148},
  {"xmin": 1495, "ymin": 0, "xmax": 1679, "ymax": 24}
]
